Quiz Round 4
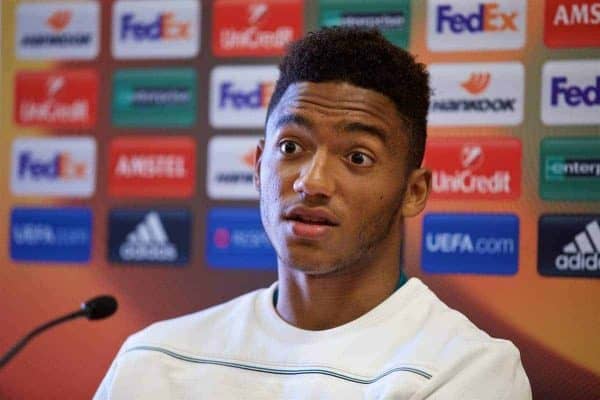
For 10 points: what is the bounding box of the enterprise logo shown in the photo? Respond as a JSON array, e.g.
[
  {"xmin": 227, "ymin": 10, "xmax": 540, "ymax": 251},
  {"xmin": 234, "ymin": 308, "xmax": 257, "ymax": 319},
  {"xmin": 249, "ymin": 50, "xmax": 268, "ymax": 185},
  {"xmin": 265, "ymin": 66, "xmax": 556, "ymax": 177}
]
[
  {"xmin": 542, "ymin": 60, "xmax": 600, "ymax": 125},
  {"xmin": 539, "ymin": 215, "xmax": 600, "ymax": 277},
  {"xmin": 112, "ymin": 0, "xmax": 200, "ymax": 59},
  {"xmin": 16, "ymin": 1, "xmax": 99, "ymax": 60},
  {"xmin": 540, "ymin": 137, "xmax": 600, "ymax": 200},
  {"xmin": 427, "ymin": 0, "xmax": 526, "ymax": 51},
  {"xmin": 206, "ymin": 208, "xmax": 276, "ymax": 269},
  {"xmin": 428, "ymin": 62, "xmax": 524, "ymax": 126},
  {"xmin": 422, "ymin": 213, "xmax": 519, "ymax": 275}
]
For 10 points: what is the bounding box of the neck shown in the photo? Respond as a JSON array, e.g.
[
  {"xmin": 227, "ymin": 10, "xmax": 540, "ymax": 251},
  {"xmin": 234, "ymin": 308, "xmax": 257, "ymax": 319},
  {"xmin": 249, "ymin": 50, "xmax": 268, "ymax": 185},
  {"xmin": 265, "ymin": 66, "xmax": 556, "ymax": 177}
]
[{"xmin": 275, "ymin": 256, "xmax": 400, "ymax": 331}]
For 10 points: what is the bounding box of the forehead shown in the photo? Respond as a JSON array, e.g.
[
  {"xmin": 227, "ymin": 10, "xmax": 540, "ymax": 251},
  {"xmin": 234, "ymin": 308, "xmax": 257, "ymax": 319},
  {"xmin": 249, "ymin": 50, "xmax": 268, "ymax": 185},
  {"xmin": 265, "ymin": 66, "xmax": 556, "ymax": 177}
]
[{"xmin": 267, "ymin": 81, "xmax": 405, "ymax": 138}]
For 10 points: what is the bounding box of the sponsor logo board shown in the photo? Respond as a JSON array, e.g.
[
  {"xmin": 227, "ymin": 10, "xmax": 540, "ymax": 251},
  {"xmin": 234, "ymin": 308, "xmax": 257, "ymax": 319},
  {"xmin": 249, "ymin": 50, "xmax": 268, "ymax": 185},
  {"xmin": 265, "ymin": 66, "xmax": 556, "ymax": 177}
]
[
  {"xmin": 538, "ymin": 215, "xmax": 600, "ymax": 277},
  {"xmin": 422, "ymin": 213, "xmax": 519, "ymax": 275},
  {"xmin": 540, "ymin": 137, "xmax": 600, "ymax": 200},
  {"xmin": 210, "ymin": 65, "xmax": 278, "ymax": 128},
  {"xmin": 428, "ymin": 62, "xmax": 524, "ymax": 126},
  {"xmin": 11, "ymin": 136, "xmax": 96, "ymax": 197},
  {"xmin": 16, "ymin": 1, "xmax": 100, "ymax": 59},
  {"xmin": 112, "ymin": 0, "xmax": 200, "ymax": 59},
  {"xmin": 213, "ymin": 0, "xmax": 303, "ymax": 57},
  {"xmin": 10, "ymin": 207, "xmax": 92, "ymax": 263},
  {"xmin": 112, "ymin": 68, "xmax": 197, "ymax": 127},
  {"xmin": 108, "ymin": 209, "xmax": 191, "ymax": 265},
  {"xmin": 206, "ymin": 208, "xmax": 276, "ymax": 269},
  {"xmin": 15, "ymin": 69, "xmax": 98, "ymax": 129},
  {"xmin": 424, "ymin": 137, "xmax": 521, "ymax": 200},
  {"xmin": 544, "ymin": 0, "xmax": 600, "ymax": 48},
  {"xmin": 207, "ymin": 136, "xmax": 260, "ymax": 200},
  {"xmin": 319, "ymin": 0, "xmax": 411, "ymax": 48},
  {"xmin": 109, "ymin": 136, "xmax": 196, "ymax": 198},
  {"xmin": 542, "ymin": 60, "xmax": 600, "ymax": 125},
  {"xmin": 427, "ymin": 0, "xmax": 526, "ymax": 51}
]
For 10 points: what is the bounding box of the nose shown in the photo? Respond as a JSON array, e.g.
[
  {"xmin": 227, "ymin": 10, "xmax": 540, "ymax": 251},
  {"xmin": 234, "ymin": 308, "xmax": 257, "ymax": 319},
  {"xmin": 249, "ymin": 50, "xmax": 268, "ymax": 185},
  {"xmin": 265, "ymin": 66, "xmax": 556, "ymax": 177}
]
[{"xmin": 292, "ymin": 149, "xmax": 335, "ymax": 199}]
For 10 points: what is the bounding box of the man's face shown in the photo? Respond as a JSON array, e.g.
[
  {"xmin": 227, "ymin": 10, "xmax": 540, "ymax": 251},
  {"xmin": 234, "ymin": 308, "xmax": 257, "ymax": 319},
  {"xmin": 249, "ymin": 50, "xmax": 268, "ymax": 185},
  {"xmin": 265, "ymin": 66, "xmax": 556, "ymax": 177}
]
[{"xmin": 255, "ymin": 81, "xmax": 427, "ymax": 275}]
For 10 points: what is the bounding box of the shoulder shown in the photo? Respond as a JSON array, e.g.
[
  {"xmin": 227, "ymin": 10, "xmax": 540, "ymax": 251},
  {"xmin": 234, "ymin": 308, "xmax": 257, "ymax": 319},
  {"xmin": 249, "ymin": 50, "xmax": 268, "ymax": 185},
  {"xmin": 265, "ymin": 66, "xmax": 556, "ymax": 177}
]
[
  {"xmin": 122, "ymin": 285, "xmax": 271, "ymax": 353},
  {"xmin": 402, "ymin": 278, "xmax": 531, "ymax": 399}
]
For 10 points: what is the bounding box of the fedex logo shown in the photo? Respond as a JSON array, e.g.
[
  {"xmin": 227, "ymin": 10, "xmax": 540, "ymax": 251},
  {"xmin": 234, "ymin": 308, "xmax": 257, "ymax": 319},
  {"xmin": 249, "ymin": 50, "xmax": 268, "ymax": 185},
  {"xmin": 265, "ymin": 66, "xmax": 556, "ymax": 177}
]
[
  {"xmin": 436, "ymin": 3, "xmax": 517, "ymax": 33},
  {"xmin": 219, "ymin": 81, "xmax": 274, "ymax": 110},
  {"xmin": 545, "ymin": 1, "xmax": 600, "ymax": 48},
  {"xmin": 210, "ymin": 65, "xmax": 279, "ymax": 128},
  {"xmin": 542, "ymin": 60, "xmax": 600, "ymax": 125},
  {"xmin": 120, "ymin": 12, "xmax": 190, "ymax": 41},
  {"xmin": 427, "ymin": 0, "xmax": 525, "ymax": 51},
  {"xmin": 11, "ymin": 137, "xmax": 96, "ymax": 197},
  {"xmin": 17, "ymin": 152, "xmax": 87, "ymax": 181},
  {"xmin": 112, "ymin": 0, "xmax": 199, "ymax": 59},
  {"xmin": 424, "ymin": 137, "xmax": 521, "ymax": 200}
]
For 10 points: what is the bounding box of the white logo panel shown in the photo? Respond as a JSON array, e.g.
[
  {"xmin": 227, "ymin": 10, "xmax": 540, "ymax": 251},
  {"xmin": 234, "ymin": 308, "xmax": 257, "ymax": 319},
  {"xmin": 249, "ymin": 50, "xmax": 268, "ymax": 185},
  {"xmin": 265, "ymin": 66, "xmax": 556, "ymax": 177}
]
[
  {"xmin": 541, "ymin": 60, "xmax": 600, "ymax": 126},
  {"xmin": 112, "ymin": 0, "xmax": 200, "ymax": 59},
  {"xmin": 427, "ymin": 0, "xmax": 526, "ymax": 51},
  {"xmin": 11, "ymin": 136, "xmax": 96, "ymax": 197},
  {"xmin": 428, "ymin": 62, "xmax": 524, "ymax": 126},
  {"xmin": 207, "ymin": 135, "xmax": 262, "ymax": 200},
  {"xmin": 16, "ymin": 1, "xmax": 100, "ymax": 60},
  {"xmin": 210, "ymin": 65, "xmax": 279, "ymax": 128}
]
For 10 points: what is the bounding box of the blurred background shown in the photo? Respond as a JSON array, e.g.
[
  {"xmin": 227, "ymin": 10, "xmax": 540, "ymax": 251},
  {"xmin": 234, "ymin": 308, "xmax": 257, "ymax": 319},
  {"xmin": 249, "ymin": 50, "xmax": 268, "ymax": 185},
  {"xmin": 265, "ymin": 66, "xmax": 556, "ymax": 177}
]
[{"xmin": 0, "ymin": 0, "xmax": 599, "ymax": 398}]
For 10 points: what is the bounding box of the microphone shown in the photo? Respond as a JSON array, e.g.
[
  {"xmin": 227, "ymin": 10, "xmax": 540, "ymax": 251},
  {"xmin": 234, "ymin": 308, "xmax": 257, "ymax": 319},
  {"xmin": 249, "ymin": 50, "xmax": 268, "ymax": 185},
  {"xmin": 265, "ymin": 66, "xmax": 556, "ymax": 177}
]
[{"xmin": 0, "ymin": 295, "xmax": 118, "ymax": 369}]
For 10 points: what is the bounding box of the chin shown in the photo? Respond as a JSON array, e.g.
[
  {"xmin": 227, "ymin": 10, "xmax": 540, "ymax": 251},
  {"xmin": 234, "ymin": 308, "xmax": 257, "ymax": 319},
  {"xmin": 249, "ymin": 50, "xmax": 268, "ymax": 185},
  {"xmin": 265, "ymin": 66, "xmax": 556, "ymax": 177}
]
[{"xmin": 278, "ymin": 248, "xmax": 346, "ymax": 276}]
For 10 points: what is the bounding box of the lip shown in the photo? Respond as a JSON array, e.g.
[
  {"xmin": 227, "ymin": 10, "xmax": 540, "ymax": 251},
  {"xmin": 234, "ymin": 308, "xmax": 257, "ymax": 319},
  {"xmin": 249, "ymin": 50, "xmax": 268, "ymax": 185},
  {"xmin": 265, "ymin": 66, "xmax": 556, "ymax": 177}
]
[{"xmin": 283, "ymin": 206, "xmax": 340, "ymax": 239}]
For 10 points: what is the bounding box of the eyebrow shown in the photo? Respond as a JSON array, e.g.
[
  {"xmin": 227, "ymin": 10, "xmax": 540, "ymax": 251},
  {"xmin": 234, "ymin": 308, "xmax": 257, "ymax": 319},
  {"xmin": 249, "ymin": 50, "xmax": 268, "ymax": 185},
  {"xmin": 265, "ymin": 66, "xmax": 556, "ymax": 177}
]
[
  {"xmin": 341, "ymin": 122, "xmax": 388, "ymax": 143},
  {"xmin": 274, "ymin": 113, "xmax": 314, "ymax": 131}
]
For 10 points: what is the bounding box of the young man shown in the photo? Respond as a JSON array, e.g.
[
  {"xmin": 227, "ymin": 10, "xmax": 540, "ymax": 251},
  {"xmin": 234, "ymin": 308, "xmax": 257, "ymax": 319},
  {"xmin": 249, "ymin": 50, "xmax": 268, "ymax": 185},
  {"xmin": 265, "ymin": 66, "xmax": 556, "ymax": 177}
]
[{"xmin": 95, "ymin": 27, "xmax": 531, "ymax": 399}]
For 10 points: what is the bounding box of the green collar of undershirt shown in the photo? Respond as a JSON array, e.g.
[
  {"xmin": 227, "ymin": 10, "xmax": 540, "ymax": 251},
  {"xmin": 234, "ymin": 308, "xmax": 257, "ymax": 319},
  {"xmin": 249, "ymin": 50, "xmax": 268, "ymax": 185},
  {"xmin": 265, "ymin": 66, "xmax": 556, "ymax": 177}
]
[{"xmin": 272, "ymin": 270, "xmax": 409, "ymax": 307}]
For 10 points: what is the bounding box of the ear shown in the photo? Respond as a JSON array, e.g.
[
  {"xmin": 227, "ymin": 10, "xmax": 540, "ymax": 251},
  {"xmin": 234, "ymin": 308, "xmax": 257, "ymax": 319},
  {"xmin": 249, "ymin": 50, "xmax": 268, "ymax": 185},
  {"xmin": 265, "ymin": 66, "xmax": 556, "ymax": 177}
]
[
  {"xmin": 402, "ymin": 168, "xmax": 431, "ymax": 218},
  {"xmin": 254, "ymin": 139, "xmax": 265, "ymax": 192}
]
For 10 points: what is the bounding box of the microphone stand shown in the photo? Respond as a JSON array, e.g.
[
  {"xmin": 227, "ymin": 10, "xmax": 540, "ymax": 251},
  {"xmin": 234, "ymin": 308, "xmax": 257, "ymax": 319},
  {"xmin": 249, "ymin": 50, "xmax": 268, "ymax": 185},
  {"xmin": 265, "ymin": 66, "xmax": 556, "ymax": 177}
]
[{"xmin": 0, "ymin": 309, "xmax": 86, "ymax": 369}]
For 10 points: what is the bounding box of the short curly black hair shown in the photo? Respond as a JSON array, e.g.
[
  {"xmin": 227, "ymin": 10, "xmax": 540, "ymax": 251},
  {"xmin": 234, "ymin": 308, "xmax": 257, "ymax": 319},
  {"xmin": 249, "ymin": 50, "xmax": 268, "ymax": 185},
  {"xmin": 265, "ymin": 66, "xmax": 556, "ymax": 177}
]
[{"xmin": 266, "ymin": 26, "xmax": 430, "ymax": 169}]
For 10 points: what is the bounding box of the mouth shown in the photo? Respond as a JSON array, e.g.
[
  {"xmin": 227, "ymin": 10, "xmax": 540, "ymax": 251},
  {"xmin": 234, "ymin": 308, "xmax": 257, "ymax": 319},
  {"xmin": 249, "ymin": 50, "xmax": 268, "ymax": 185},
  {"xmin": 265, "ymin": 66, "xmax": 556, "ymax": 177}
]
[{"xmin": 283, "ymin": 207, "xmax": 340, "ymax": 239}]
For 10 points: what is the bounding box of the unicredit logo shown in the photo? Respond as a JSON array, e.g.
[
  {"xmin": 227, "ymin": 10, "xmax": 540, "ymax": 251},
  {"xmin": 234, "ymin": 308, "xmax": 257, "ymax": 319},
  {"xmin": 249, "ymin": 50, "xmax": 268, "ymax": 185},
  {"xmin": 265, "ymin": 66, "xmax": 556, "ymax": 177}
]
[
  {"xmin": 120, "ymin": 12, "xmax": 190, "ymax": 41},
  {"xmin": 436, "ymin": 3, "xmax": 518, "ymax": 33},
  {"xmin": 219, "ymin": 4, "xmax": 293, "ymax": 51},
  {"xmin": 219, "ymin": 81, "xmax": 274, "ymax": 110},
  {"xmin": 115, "ymin": 155, "xmax": 187, "ymax": 179},
  {"xmin": 550, "ymin": 76, "xmax": 600, "ymax": 107},
  {"xmin": 425, "ymin": 137, "xmax": 521, "ymax": 200}
]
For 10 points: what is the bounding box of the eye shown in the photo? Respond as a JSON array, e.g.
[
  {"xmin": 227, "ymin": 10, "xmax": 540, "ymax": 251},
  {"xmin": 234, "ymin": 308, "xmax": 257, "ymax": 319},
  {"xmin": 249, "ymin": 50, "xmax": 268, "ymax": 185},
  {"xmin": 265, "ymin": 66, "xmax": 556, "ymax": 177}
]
[
  {"xmin": 279, "ymin": 140, "xmax": 302, "ymax": 155},
  {"xmin": 348, "ymin": 151, "xmax": 374, "ymax": 167}
]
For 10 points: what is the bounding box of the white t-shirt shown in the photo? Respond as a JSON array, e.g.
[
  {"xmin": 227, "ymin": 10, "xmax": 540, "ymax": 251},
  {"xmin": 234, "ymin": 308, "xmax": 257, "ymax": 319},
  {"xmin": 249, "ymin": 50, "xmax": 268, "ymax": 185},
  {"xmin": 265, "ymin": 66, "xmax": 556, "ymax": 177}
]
[{"xmin": 94, "ymin": 278, "xmax": 531, "ymax": 399}]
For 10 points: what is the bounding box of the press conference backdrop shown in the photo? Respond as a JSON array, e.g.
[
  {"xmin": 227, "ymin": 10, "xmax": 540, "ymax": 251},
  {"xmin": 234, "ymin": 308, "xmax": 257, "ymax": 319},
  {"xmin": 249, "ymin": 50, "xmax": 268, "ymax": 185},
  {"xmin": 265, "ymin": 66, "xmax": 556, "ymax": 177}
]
[{"xmin": 0, "ymin": 0, "xmax": 598, "ymax": 398}]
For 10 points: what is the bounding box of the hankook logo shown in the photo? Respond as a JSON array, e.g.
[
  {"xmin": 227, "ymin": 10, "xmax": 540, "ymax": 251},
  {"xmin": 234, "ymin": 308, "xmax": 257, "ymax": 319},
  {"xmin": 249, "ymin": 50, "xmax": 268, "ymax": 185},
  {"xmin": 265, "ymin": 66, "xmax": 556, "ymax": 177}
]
[{"xmin": 428, "ymin": 62, "xmax": 524, "ymax": 126}]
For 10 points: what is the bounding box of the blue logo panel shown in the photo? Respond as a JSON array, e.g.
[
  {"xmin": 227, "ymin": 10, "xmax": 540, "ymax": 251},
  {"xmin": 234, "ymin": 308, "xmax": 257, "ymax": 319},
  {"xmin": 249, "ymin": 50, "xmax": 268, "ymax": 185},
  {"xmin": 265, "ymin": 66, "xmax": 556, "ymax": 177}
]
[
  {"xmin": 422, "ymin": 213, "xmax": 519, "ymax": 275},
  {"xmin": 206, "ymin": 207, "xmax": 276, "ymax": 269},
  {"xmin": 108, "ymin": 209, "xmax": 190, "ymax": 265},
  {"xmin": 10, "ymin": 207, "xmax": 92, "ymax": 263}
]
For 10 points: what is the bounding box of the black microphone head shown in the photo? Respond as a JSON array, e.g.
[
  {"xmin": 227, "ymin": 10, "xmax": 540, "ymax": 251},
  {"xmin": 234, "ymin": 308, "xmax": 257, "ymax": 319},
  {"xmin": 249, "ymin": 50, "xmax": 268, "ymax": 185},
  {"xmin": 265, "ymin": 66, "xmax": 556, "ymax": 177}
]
[{"xmin": 81, "ymin": 295, "xmax": 118, "ymax": 320}]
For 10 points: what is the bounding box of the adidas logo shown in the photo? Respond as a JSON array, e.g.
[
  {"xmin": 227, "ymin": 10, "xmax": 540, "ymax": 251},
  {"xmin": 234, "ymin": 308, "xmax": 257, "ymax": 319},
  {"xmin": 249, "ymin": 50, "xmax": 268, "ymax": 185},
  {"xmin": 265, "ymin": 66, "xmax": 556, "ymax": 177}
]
[
  {"xmin": 555, "ymin": 220, "xmax": 600, "ymax": 271},
  {"xmin": 119, "ymin": 212, "xmax": 178, "ymax": 262}
]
